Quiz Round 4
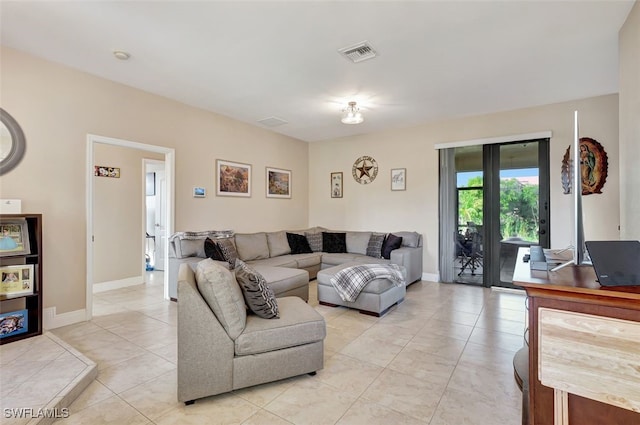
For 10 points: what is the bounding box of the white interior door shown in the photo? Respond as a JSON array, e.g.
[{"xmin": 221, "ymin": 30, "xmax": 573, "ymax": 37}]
[{"xmin": 154, "ymin": 172, "xmax": 166, "ymax": 271}]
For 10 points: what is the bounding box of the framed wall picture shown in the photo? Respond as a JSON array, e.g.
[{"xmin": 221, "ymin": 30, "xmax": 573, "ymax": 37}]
[
  {"xmin": 266, "ymin": 167, "xmax": 291, "ymax": 199},
  {"xmin": 1, "ymin": 264, "xmax": 34, "ymax": 299},
  {"xmin": 216, "ymin": 159, "xmax": 251, "ymax": 197},
  {"xmin": 331, "ymin": 172, "xmax": 343, "ymax": 198},
  {"xmin": 193, "ymin": 187, "xmax": 206, "ymax": 198},
  {"xmin": 94, "ymin": 166, "xmax": 120, "ymax": 178},
  {"xmin": 391, "ymin": 168, "xmax": 406, "ymax": 191},
  {"xmin": 0, "ymin": 309, "xmax": 28, "ymax": 338},
  {"xmin": 0, "ymin": 218, "xmax": 30, "ymax": 257}
]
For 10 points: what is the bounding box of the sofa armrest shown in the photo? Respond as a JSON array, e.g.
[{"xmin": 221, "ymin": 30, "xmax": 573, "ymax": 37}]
[
  {"xmin": 169, "ymin": 256, "xmax": 204, "ymax": 300},
  {"xmin": 177, "ymin": 264, "xmax": 235, "ymax": 402},
  {"xmin": 390, "ymin": 247, "xmax": 423, "ymax": 283}
]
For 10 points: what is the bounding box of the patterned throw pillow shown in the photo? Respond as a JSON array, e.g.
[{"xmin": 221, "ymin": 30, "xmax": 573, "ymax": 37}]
[
  {"xmin": 287, "ymin": 232, "xmax": 313, "ymax": 254},
  {"xmin": 381, "ymin": 233, "xmax": 403, "ymax": 259},
  {"xmin": 322, "ymin": 232, "xmax": 347, "ymax": 253},
  {"xmin": 234, "ymin": 259, "xmax": 280, "ymax": 319},
  {"xmin": 305, "ymin": 232, "xmax": 323, "ymax": 252},
  {"xmin": 217, "ymin": 238, "xmax": 238, "ymax": 266},
  {"xmin": 204, "ymin": 238, "xmax": 226, "ymax": 262},
  {"xmin": 366, "ymin": 233, "xmax": 386, "ymax": 258}
]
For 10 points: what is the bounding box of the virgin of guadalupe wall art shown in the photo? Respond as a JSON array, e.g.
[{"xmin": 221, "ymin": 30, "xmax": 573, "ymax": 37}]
[{"xmin": 561, "ymin": 137, "xmax": 608, "ymax": 195}]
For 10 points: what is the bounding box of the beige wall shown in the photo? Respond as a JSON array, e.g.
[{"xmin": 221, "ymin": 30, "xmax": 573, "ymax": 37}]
[
  {"xmin": 309, "ymin": 95, "xmax": 620, "ymax": 276},
  {"xmin": 619, "ymin": 1, "xmax": 640, "ymax": 240},
  {"xmin": 93, "ymin": 144, "xmax": 163, "ymax": 284},
  {"xmin": 0, "ymin": 47, "xmax": 309, "ymax": 317}
]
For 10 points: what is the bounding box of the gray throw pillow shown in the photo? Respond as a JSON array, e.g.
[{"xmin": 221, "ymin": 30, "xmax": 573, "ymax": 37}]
[
  {"xmin": 234, "ymin": 259, "xmax": 280, "ymax": 319},
  {"xmin": 366, "ymin": 233, "xmax": 386, "ymax": 258},
  {"xmin": 217, "ymin": 238, "xmax": 238, "ymax": 266},
  {"xmin": 305, "ymin": 232, "xmax": 323, "ymax": 252}
]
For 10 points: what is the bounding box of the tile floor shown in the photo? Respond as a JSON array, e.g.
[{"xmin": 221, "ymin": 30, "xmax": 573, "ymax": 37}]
[{"xmin": 12, "ymin": 272, "xmax": 528, "ymax": 424}]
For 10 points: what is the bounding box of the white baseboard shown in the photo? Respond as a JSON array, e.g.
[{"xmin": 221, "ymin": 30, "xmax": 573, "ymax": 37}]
[
  {"xmin": 43, "ymin": 307, "xmax": 86, "ymax": 330},
  {"xmin": 93, "ymin": 275, "xmax": 144, "ymax": 293},
  {"xmin": 421, "ymin": 272, "xmax": 439, "ymax": 283}
]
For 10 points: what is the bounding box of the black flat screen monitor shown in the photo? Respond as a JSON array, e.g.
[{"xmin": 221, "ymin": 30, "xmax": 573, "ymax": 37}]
[{"xmin": 585, "ymin": 240, "xmax": 640, "ymax": 287}]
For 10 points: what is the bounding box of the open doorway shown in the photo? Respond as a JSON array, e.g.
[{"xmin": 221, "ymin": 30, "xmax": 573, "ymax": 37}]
[
  {"xmin": 86, "ymin": 134, "xmax": 175, "ymax": 321},
  {"xmin": 144, "ymin": 159, "xmax": 166, "ymax": 273}
]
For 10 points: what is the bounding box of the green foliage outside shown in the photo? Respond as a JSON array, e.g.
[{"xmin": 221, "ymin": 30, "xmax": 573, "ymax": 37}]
[{"xmin": 458, "ymin": 176, "xmax": 539, "ymax": 241}]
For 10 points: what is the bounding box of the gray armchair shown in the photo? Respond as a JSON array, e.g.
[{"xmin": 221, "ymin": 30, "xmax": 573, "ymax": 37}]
[{"xmin": 177, "ymin": 261, "xmax": 325, "ymax": 404}]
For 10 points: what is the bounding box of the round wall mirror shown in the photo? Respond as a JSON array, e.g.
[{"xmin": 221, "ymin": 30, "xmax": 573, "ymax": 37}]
[{"xmin": 0, "ymin": 108, "xmax": 27, "ymax": 176}]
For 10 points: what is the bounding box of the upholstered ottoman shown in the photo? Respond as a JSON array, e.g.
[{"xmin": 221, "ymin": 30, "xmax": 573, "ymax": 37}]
[{"xmin": 316, "ymin": 262, "xmax": 406, "ymax": 316}]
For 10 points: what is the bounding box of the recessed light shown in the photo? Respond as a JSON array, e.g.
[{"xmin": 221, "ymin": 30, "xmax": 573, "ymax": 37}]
[{"xmin": 113, "ymin": 50, "xmax": 130, "ymax": 61}]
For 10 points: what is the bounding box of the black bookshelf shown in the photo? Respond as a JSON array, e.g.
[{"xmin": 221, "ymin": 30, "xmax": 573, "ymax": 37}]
[{"xmin": 0, "ymin": 214, "xmax": 43, "ymax": 344}]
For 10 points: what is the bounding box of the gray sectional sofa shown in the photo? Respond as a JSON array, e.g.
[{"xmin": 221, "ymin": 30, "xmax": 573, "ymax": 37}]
[{"xmin": 168, "ymin": 227, "xmax": 423, "ymax": 301}]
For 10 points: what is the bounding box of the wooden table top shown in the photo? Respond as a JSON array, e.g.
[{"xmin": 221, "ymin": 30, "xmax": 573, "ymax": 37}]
[{"xmin": 512, "ymin": 247, "xmax": 640, "ymax": 308}]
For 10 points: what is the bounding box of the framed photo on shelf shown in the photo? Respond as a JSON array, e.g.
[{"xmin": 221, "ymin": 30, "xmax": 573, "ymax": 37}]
[
  {"xmin": 0, "ymin": 218, "xmax": 30, "ymax": 257},
  {"xmin": 331, "ymin": 172, "xmax": 343, "ymax": 198},
  {"xmin": 0, "ymin": 264, "xmax": 34, "ymax": 299},
  {"xmin": 0, "ymin": 309, "xmax": 28, "ymax": 338},
  {"xmin": 193, "ymin": 187, "xmax": 206, "ymax": 198},
  {"xmin": 391, "ymin": 168, "xmax": 406, "ymax": 191},
  {"xmin": 266, "ymin": 167, "xmax": 291, "ymax": 199},
  {"xmin": 216, "ymin": 159, "xmax": 251, "ymax": 197}
]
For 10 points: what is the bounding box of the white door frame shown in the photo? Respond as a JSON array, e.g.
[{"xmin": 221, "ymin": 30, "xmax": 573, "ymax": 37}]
[{"xmin": 86, "ymin": 134, "xmax": 175, "ymax": 321}]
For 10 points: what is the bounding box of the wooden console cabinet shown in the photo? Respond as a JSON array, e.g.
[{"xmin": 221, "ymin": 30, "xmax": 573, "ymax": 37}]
[{"xmin": 513, "ymin": 247, "xmax": 640, "ymax": 425}]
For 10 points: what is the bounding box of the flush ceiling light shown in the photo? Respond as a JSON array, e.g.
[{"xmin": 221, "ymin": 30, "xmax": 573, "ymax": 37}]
[
  {"xmin": 113, "ymin": 50, "xmax": 131, "ymax": 60},
  {"xmin": 341, "ymin": 101, "xmax": 364, "ymax": 124}
]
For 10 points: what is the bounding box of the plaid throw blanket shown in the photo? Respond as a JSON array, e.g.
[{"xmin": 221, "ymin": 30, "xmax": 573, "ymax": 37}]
[{"xmin": 329, "ymin": 264, "xmax": 405, "ymax": 302}]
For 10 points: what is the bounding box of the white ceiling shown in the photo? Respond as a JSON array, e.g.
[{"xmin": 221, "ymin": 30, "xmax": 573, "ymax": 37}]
[{"xmin": 0, "ymin": 1, "xmax": 634, "ymax": 142}]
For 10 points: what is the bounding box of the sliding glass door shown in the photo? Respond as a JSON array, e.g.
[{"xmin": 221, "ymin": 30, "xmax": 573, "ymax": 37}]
[
  {"xmin": 484, "ymin": 140, "xmax": 550, "ymax": 288},
  {"xmin": 444, "ymin": 138, "xmax": 549, "ymax": 287}
]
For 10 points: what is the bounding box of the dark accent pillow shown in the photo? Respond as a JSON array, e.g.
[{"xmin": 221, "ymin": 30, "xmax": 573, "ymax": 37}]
[
  {"xmin": 305, "ymin": 232, "xmax": 323, "ymax": 252},
  {"xmin": 204, "ymin": 238, "xmax": 226, "ymax": 261},
  {"xmin": 366, "ymin": 233, "xmax": 386, "ymax": 258},
  {"xmin": 234, "ymin": 259, "xmax": 279, "ymax": 319},
  {"xmin": 286, "ymin": 232, "xmax": 313, "ymax": 254},
  {"xmin": 217, "ymin": 238, "xmax": 238, "ymax": 266},
  {"xmin": 322, "ymin": 232, "xmax": 347, "ymax": 253},
  {"xmin": 381, "ymin": 233, "xmax": 403, "ymax": 259}
]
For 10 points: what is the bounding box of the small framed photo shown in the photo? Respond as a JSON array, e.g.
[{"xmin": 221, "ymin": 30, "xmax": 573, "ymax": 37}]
[
  {"xmin": 0, "ymin": 218, "xmax": 30, "ymax": 257},
  {"xmin": 94, "ymin": 166, "xmax": 120, "ymax": 178},
  {"xmin": 1, "ymin": 264, "xmax": 34, "ymax": 299},
  {"xmin": 193, "ymin": 187, "xmax": 206, "ymax": 198},
  {"xmin": 266, "ymin": 167, "xmax": 291, "ymax": 199},
  {"xmin": 331, "ymin": 172, "xmax": 343, "ymax": 198},
  {"xmin": 0, "ymin": 309, "xmax": 28, "ymax": 338},
  {"xmin": 391, "ymin": 168, "xmax": 406, "ymax": 191},
  {"xmin": 216, "ymin": 159, "xmax": 251, "ymax": 197}
]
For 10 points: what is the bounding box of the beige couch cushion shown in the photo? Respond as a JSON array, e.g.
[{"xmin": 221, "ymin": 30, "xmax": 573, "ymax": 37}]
[
  {"xmin": 346, "ymin": 231, "xmax": 372, "ymax": 255},
  {"xmin": 235, "ymin": 232, "xmax": 270, "ymax": 261},
  {"xmin": 196, "ymin": 259, "xmax": 246, "ymax": 340},
  {"xmin": 266, "ymin": 231, "xmax": 291, "ymax": 257},
  {"xmin": 235, "ymin": 297, "xmax": 326, "ymax": 356}
]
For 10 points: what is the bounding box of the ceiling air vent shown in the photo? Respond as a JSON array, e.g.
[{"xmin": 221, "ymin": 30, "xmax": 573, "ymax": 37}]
[
  {"xmin": 338, "ymin": 41, "xmax": 377, "ymax": 63},
  {"xmin": 257, "ymin": 116, "xmax": 288, "ymax": 127}
]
